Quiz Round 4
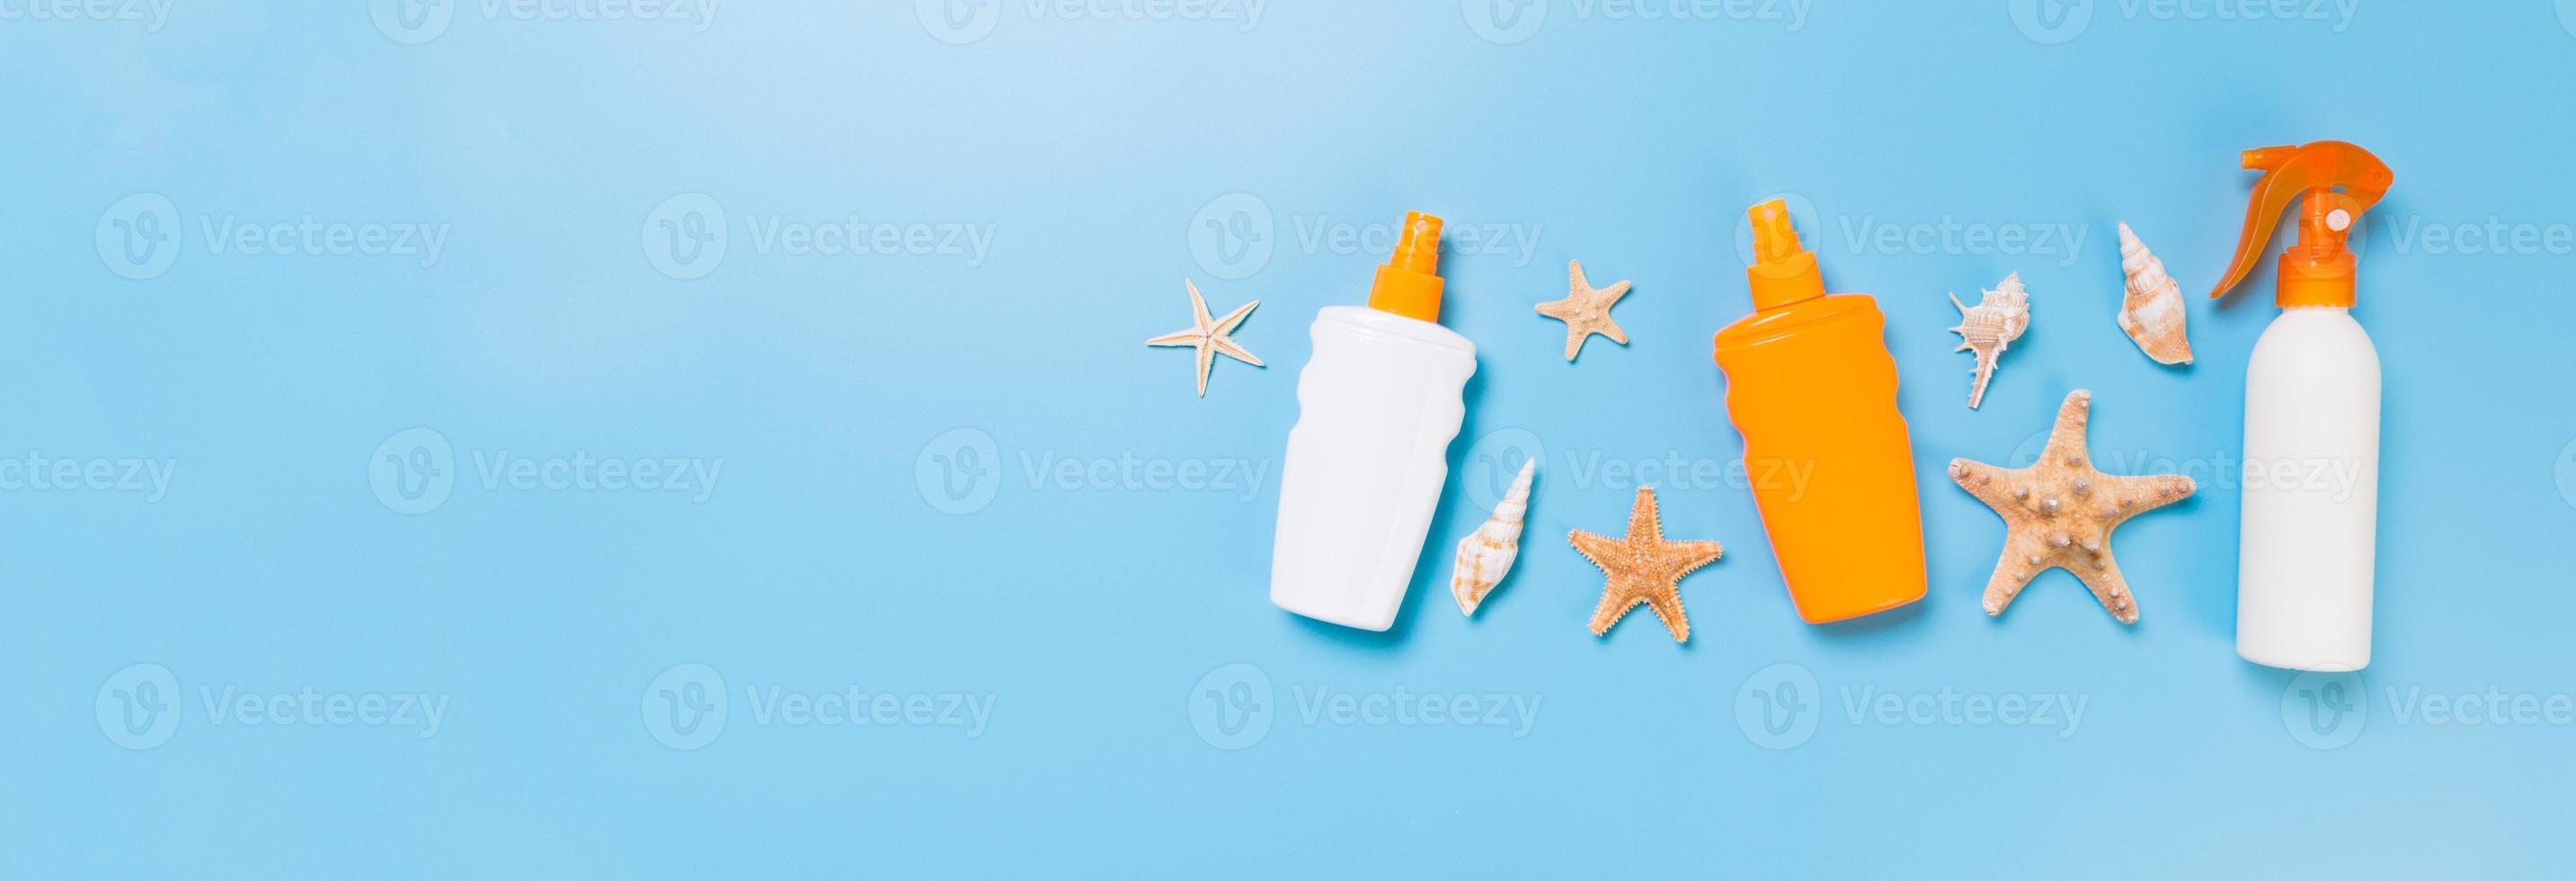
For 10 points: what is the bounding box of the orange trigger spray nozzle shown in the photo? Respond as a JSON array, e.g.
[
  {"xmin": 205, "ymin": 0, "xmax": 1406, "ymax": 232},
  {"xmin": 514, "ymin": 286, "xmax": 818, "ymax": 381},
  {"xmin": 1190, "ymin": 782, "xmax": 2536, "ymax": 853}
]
[{"xmin": 2210, "ymin": 140, "xmax": 2394, "ymax": 308}]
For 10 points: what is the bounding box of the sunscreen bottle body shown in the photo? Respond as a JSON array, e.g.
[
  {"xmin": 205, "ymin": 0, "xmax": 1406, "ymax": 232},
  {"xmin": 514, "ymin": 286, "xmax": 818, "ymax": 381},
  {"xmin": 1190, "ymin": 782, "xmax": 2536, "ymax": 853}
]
[
  {"xmin": 1268, "ymin": 307, "xmax": 1476, "ymax": 630},
  {"xmin": 1715, "ymin": 295, "xmax": 1927, "ymax": 623},
  {"xmin": 2236, "ymin": 307, "xmax": 2380, "ymax": 671}
]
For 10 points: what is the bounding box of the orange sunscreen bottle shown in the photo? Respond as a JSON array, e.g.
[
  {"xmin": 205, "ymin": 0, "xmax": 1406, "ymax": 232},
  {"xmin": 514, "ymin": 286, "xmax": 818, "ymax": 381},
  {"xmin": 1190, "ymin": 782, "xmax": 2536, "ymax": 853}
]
[{"xmin": 1712, "ymin": 200, "xmax": 1928, "ymax": 623}]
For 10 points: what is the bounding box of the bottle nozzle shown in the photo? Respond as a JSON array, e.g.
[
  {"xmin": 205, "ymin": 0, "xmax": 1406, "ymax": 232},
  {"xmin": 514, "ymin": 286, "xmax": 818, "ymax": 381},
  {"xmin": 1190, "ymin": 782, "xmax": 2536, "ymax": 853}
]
[
  {"xmin": 2242, "ymin": 146, "xmax": 2300, "ymax": 171},
  {"xmin": 1367, "ymin": 211, "xmax": 1447, "ymax": 322},
  {"xmin": 2210, "ymin": 140, "xmax": 2393, "ymax": 308},
  {"xmin": 1744, "ymin": 199, "xmax": 1825, "ymax": 310}
]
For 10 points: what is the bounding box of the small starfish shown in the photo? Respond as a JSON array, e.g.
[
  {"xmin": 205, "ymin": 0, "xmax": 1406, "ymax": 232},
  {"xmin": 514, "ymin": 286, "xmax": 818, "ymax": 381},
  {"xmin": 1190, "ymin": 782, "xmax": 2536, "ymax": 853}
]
[
  {"xmin": 1146, "ymin": 280, "xmax": 1262, "ymax": 396},
  {"xmin": 1569, "ymin": 486, "xmax": 1722, "ymax": 642},
  {"xmin": 1534, "ymin": 259, "xmax": 1631, "ymax": 360},
  {"xmin": 1948, "ymin": 390, "xmax": 2195, "ymax": 625}
]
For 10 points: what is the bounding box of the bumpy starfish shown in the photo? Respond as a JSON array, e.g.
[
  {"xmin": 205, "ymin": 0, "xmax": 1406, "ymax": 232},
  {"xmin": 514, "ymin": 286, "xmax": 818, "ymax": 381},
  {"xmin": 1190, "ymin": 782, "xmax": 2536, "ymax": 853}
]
[
  {"xmin": 1948, "ymin": 390, "xmax": 2195, "ymax": 624},
  {"xmin": 1569, "ymin": 486, "xmax": 1722, "ymax": 642},
  {"xmin": 1533, "ymin": 259, "xmax": 1630, "ymax": 360},
  {"xmin": 1146, "ymin": 279, "xmax": 1261, "ymax": 396}
]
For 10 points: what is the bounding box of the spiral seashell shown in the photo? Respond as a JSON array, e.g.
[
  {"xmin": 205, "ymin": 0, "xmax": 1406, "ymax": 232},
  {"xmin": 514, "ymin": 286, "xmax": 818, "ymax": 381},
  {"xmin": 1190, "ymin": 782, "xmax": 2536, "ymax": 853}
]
[
  {"xmin": 1451, "ymin": 459, "xmax": 1534, "ymax": 616},
  {"xmin": 1948, "ymin": 272, "xmax": 2032, "ymax": 409},
  {"xmin": 2116, "ymin": 222, "xmax": 2193, "ymax": 365}
]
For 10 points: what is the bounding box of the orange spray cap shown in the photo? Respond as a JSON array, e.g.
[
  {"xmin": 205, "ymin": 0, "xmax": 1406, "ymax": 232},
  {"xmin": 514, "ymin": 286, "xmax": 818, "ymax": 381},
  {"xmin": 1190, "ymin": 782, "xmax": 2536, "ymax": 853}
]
[
  {"xmin": 1367, "ymin": 211, "xmax": 1447, "ymax": 322},
  {"xmin": 2210, "ymin": 140, "xmax": 2394, "ymax": 308},
  {"xmin": 1745, "ymin": 199, "xmax": 1826, "ymax": 310}
]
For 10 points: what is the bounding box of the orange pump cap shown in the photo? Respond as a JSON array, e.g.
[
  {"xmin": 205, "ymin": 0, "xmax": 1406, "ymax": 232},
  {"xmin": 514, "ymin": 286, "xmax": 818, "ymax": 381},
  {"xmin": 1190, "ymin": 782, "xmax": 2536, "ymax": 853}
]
[
  {"xmin": 1367, "ymin": 211, "xmax": 1446, "ymax": 322},
  {"xmin": 1745, "ymin": 200, "xmax": 1826, "ymax": 310},
  {"xmin": 2210, "ymin": 140, "xmax": 2394, "ymax": 308}
]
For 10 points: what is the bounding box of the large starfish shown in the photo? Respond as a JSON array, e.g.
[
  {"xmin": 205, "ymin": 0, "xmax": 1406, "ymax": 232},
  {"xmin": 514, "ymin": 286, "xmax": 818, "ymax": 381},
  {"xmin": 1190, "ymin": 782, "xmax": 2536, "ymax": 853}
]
[
  {"xmin": 1146, "ymin": 280, "xmax": 1261, "ymax": 396},
  {"xmin": 1948, "ymin": 390, "xmax": 2195, "ymax": 624},
  {"xmin": 1569, "ymin": 487, "xmax": 1722, "ymax": 642},
  {"xmin": 1533, "ymin": 259, "xmax": 1630, "ymax": 360}
]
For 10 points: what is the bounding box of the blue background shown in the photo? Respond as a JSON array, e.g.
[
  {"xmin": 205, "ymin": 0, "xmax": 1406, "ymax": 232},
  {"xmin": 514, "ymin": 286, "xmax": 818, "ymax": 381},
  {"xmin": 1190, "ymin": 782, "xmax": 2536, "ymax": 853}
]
[{"xmin": 8, "ymin": 1, "xmax": 2576, "ymax": 877}]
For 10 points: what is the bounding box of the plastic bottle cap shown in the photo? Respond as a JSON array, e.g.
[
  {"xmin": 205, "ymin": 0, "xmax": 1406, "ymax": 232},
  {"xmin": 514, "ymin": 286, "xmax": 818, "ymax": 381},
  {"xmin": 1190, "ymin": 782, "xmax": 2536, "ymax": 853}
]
[
  {"xmin": 1367, "ymin": 211, "xmax": 1446, "ymax": 323},
  {"xmin": 1744, "ymin": 199, "xmax": 1826, "ymax": 311}
]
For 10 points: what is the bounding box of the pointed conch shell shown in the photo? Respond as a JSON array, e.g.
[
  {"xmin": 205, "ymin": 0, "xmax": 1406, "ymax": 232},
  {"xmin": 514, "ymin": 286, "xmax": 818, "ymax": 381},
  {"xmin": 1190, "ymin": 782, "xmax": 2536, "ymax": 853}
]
[
  {"xmin": 1948, "ymin": 272, "xmax": 2032, "ymax": 409},
  {"xmin": 1451, "ymin": 459, "xmax": 1534, "ymax": 616},
  {"xmin": 2116, "ymin": 222, "xmax": 2193, "ymax": 365}
]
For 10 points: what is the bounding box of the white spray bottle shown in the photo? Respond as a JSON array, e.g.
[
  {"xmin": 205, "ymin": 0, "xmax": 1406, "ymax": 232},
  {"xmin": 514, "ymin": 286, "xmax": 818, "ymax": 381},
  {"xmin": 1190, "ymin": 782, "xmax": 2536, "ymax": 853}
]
[
  {"xmin": 1268, "ymin": 212, "xmax": 1476, "ymax": 630},
  {"xmin": 2210, "ymin": 140, "xmax": 2394, "ymax": 672}
]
